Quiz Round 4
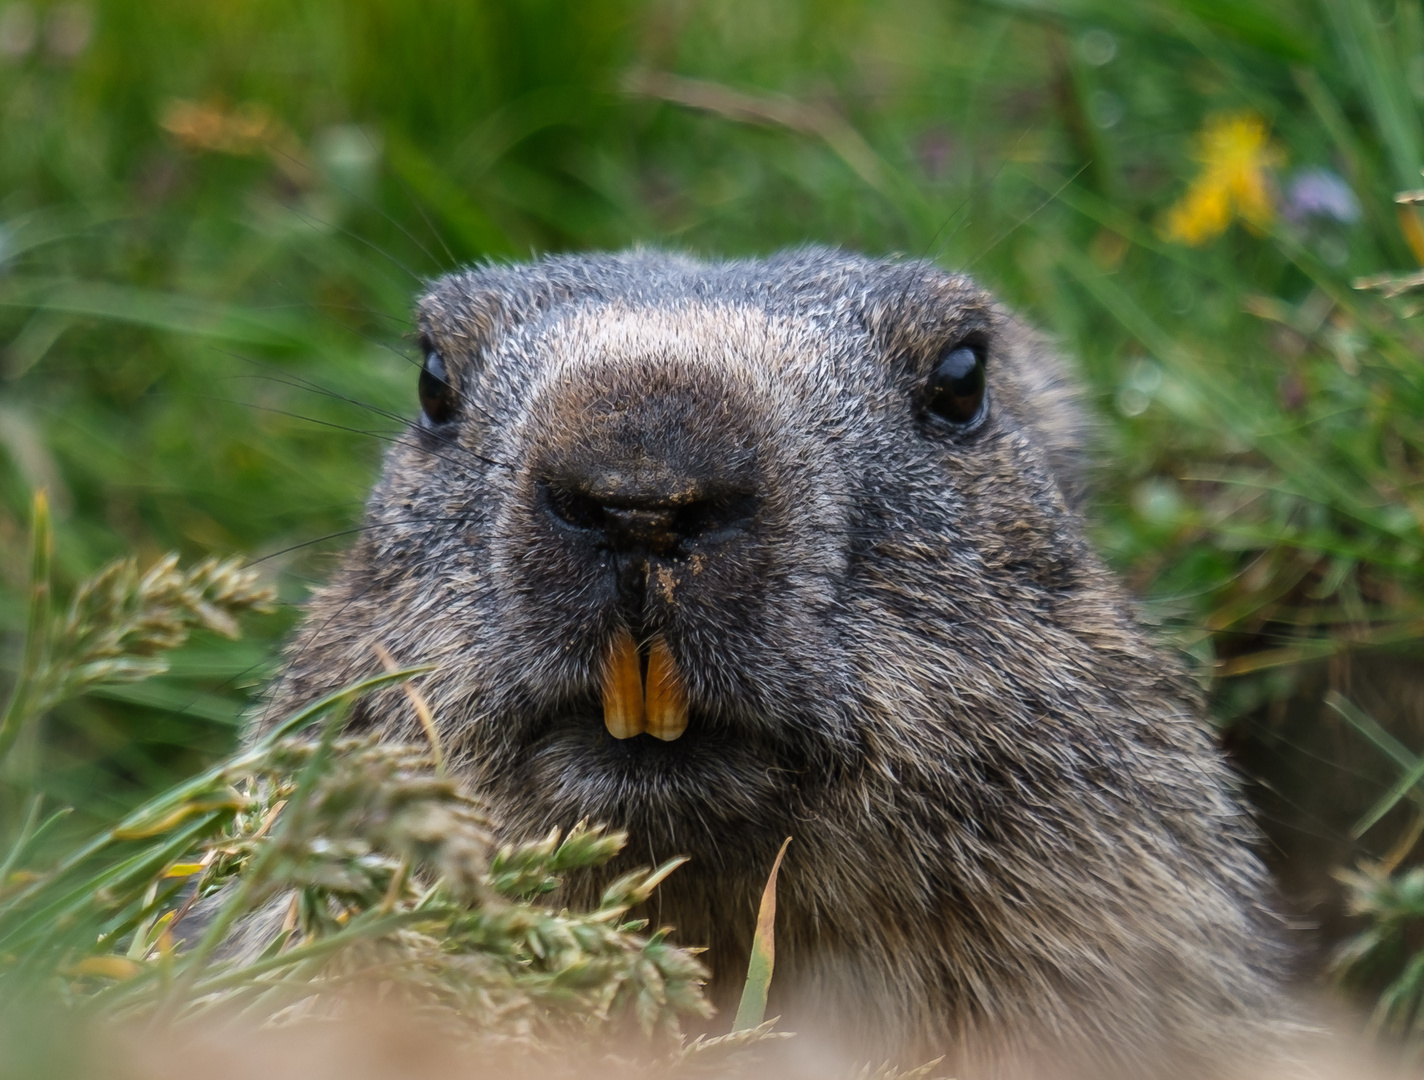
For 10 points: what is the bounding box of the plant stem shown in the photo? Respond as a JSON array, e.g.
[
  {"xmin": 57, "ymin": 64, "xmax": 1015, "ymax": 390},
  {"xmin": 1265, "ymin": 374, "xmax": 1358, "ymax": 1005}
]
[
  {"xmin": 0, "ymin": 492, "xmax": 53, "ymax": 768},
  {"xmin": 0, "ymin": 795, "xmax": 43, "ymax": 884}
]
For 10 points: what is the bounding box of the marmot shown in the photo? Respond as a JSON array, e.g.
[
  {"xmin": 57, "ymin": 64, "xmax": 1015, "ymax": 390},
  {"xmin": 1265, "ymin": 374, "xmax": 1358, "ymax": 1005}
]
[{"xmin": 261, "ymin": 248, "xmax": 1299, "ymax": 1076}]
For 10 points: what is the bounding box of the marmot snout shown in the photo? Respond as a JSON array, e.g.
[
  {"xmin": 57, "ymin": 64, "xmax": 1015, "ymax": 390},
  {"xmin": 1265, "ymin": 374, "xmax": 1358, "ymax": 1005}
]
[{"xmin": 262, "ymin": 248, "xmax": 1301, "ymax": 1077}]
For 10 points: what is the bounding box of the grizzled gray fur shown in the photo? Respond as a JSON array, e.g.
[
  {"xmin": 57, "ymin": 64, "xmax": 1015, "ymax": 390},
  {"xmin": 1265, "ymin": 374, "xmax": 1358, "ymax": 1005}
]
[{"xmin": 260, "ymin": 248, "xmax": 1297, "ymax": 1075}]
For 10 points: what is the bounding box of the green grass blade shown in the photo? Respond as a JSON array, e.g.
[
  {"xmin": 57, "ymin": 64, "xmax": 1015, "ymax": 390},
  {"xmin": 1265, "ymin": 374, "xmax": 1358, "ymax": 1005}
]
[
  {"xmin": 0, "ymin": 795, "xmax": 44, "ymax": 883},
  {"xmin": 0, "ymin": 491, "xmax": 52, "ymax": 767},
  {"xmin": 0, "ymin": 813, "xmax": 227, "ymax": 959},
  {"xmin": 1328, "ymin": 691, "xmax": 1422, "ymax": 775},
  {"xmin": 1321, "ymin": 0, "xmax": 1422, "ymax": 190},
  {"xmin": 0, "ymin": 669, "xmax": 432, "ymax": 928},
  {"xmin": 0, "ymin": 278, "xmax": 309, "ymax": 348},
  {"xmin": 1355, "ymin": 754, "xmax": 1424, "ymax": 840},
  {"xmin": 256, "ymin": 667, "xmax": 435, "ymax": 747},
  {"xmin": 732, "ymin": 836, "xmax": 790, "ymax": 1032}
]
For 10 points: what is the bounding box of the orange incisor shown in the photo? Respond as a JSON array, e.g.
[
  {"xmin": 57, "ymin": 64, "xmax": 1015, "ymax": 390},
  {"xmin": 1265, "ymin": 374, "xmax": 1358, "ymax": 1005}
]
[{"xmin": 601, "ymin": 627, "xmax": 688, "ymax": 741}]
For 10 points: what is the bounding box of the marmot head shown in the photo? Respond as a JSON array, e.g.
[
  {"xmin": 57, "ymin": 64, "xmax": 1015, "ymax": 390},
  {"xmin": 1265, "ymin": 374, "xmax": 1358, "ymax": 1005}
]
[
  {"xmin": 265, "ymin": 248, "xmax": 1289, "ymax": 1070},
  {"xmin": 270, "ymin": 247, "xmax": 1144, "ymax": 859}
]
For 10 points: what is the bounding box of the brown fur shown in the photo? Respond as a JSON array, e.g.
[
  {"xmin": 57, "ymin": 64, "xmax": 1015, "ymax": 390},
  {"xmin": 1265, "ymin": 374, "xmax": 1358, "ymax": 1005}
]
[{"xmin": 259, "ymin": 249, "xmax": 1301, "ymax": 1076}]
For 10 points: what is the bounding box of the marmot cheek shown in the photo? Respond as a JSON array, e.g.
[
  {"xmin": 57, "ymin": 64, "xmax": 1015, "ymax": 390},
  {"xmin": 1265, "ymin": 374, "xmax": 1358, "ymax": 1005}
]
[{"xmin": 600, "ymin": 627, "xmax": 689, "ymax": 741}]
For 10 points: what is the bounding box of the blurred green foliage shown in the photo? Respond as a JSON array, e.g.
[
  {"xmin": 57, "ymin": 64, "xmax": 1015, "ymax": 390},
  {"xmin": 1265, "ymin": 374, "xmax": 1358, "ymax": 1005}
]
[{"xmin": 2, "ymin": 0, "xmax": 1424, "ymax": 1003}]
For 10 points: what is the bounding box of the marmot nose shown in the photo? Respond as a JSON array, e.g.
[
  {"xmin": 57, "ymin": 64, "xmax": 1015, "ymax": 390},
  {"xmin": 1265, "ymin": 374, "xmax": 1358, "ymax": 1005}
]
[{"xmin": 541, "ymin": 478, "xmax": 757, "ymax": 557}]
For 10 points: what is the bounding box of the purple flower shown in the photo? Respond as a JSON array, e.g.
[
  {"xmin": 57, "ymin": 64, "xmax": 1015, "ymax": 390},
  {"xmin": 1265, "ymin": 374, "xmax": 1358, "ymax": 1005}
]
[{"xmin": 1283, "ymin": 167, "xmax": 1361, "ymax": 224}]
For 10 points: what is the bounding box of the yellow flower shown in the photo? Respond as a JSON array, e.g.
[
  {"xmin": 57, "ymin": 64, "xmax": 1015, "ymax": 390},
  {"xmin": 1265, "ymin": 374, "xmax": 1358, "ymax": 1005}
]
[{"xmin": 1163, "ymin": 111, "xmax": 1283, "ymax": 246}]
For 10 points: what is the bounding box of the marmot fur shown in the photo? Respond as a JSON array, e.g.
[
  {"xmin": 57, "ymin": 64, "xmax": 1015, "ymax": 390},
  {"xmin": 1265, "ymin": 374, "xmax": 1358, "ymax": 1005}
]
[{"xmin": 261, "ymin": 248, "xmax": 1299, "ymax": 1076}]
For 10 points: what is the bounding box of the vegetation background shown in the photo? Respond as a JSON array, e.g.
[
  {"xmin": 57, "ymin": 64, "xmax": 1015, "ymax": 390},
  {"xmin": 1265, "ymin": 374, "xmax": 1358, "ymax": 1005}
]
[{"xmin": 3, "ymin": 0, "xmax": 1424, "ymax": 1038}]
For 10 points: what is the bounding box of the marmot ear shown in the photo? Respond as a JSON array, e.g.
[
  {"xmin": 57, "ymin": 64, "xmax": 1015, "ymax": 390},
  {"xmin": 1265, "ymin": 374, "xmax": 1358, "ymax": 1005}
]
[{"xmin": 999, "ymin": 321, "xmax": 1094, "ymax": 510}]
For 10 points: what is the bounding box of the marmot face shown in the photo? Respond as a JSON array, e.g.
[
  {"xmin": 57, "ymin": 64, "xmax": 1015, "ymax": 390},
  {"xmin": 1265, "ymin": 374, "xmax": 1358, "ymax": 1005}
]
[
  {"xmin": 267, "ymin": 248, "xmax": 1291, "ymax": 1070},
  {"xmin": 348, "ymin": 251, "xmax": 1090, "ymax": 854}
]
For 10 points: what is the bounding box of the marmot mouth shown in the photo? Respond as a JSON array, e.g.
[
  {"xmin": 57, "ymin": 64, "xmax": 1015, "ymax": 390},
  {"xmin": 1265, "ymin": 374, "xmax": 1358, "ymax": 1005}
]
[{"xmin": 600, "ymin": 626, "xmax": 688, "ymax": 741}]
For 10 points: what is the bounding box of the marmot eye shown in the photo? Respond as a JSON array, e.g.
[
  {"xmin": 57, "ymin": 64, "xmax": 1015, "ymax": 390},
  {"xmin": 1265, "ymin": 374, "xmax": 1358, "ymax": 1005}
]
[
  {"xmin": 927, "ymin": 343, "xmax": 987, "ymax": 426},
  {"xmin": 418, "ymin": 347, "xmax": 459, "ymax": 426}
]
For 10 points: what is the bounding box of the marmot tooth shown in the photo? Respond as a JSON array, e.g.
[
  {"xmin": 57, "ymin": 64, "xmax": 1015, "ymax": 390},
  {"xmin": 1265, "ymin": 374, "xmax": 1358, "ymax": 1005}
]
[
  {"xmin": 601, "ymin": 626, "xmax": 644, "ymax": 739},
  {"xmin": 644, "ymin": 636, "xmax": 688, "ymax": 741}
]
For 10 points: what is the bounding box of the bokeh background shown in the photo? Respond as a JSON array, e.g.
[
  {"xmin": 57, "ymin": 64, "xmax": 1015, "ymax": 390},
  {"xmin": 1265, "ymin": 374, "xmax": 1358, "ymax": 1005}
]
[{"xmin": 2, "ymin": 0, "xmax": 1424, "ymax": 1011}]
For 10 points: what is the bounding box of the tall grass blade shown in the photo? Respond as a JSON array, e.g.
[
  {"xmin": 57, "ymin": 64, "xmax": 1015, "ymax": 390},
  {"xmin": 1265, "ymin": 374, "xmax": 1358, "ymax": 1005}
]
[
  {"xmin": 0, "ymin": 491, "xmax": 52, "ymax": 767},
  {"xmin": 1356, "ymin": 756, "xmax": 1424, "ymax": 840},
  {"xmin": 733, "ymin": 836, "xmax": 791, "ymax": 1032}
]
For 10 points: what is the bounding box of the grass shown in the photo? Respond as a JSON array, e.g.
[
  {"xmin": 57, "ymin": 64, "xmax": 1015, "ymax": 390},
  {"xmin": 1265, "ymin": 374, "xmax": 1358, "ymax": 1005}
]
[
  {"xmin": 0, "ymin": 520, "xmax": 761, "ymax": 1072},
  {"xmin": 1, "ymin": 0, "xmax": 1424, "ymax": 1057}
]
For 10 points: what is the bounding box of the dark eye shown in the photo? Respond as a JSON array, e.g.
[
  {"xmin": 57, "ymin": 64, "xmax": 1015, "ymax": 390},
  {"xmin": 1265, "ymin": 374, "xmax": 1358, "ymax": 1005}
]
[
  {"xmin": 418, "ymin": 346, "xmax": 459, "ymax": 426},
  {"xmin": 926, "ymin": 343, "xmax": 987, "ymax": 426}
]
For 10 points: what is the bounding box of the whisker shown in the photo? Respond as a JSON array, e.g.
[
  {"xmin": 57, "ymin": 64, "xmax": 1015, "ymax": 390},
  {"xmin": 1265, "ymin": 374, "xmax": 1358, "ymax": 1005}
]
[
  {"xmin": 235, "ymin": 273, "xmax": 504, "ymax": 432},
  {"xmin": 249, "ymin": 516, "xmax": 488, "ymax": 567},
  {"xmin": 928, "ymin": 125, "xmax": 1038, "ymax": 264},
  {"xmin": 290, "ymin": 307, "xmax": 508, "ymax": 430},
  {"xmin": 202, "ymin": 393, "xmax": 515, "ymax": 473},
  {"xmin": 301, "ymin": 300, "xmax": 416, "ymax": 332},
  {"xmin": 232, "ymin": 366, "xmax": 508, "ymax": 469},
  {"xmin": 380, "ymin": 145, "xmax": 460, "ymax": 272},
  {"xmin": 967, "ymin": 161, "xmax": 1090, "ymax": 269},
  {"xmin": 267, "ymin": 134, "xmax": 452, "ymax": 277},
  {"xmin": 256, "ymin": 545, "xmax": 490, "ymax": 731},
  {"xmin": 920, "ymin": 193, "xmax": 974, "ymax": 263}
]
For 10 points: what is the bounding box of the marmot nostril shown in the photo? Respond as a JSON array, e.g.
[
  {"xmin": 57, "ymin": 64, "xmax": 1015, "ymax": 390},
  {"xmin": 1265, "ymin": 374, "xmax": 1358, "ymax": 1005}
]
[
  {"xmin": 541, "ymin": 480, "xmax": 758, "ymax": 556},
  {"xmin": 541, "ymin": 482, "xmax": 607, "ymax": 533},
  {"xmin": 670, "ymin": 491, "xmax": 759, "ymax": 545},
  {"xmin": 599, "ymin": 504, "xmax": 681, "ymax": 554}
]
